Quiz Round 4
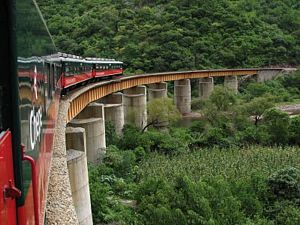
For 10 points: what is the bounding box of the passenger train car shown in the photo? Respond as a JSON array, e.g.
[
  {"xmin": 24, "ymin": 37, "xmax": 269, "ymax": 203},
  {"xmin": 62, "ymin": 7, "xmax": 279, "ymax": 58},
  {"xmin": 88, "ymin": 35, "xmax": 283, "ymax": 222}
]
[
  {"xmin": 49, "ymin": 53, "xmax": 123, "ymax": 93},
  {"xmin": 0, "ymin": 1, "xmax": 123, "ymax": 224}
]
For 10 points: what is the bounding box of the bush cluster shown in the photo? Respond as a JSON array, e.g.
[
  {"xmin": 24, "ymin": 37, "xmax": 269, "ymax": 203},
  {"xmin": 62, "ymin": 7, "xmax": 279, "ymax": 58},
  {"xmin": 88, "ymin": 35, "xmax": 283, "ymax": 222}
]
[{"xmin": 135, "ymin": 164, "xmax": 300, "ymax": 225}]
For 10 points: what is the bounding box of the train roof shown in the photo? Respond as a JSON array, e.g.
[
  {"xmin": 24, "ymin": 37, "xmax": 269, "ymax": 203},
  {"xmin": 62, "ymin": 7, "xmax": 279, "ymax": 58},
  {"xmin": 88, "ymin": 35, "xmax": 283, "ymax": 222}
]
[
  {"xmin": 18, "ymin": 53, "xmax": 123, "ymax": 64},
  {"xmin": 17, "ymin": 56, "xmax": 44, "ymax": 64},
  {"xmin": 48, "ymin": 52, "xmax": 123, "ymax": 64},
  {"xmin": 85, "ymin": 59, "xmax": 123, "ymax": 64}
]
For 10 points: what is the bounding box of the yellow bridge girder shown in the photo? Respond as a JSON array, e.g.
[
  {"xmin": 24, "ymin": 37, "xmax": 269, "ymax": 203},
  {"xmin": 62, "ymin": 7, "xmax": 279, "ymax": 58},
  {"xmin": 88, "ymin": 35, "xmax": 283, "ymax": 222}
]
[{"xmin": 66, "ymin": 68, "xmax": 281, "ymax": 123}]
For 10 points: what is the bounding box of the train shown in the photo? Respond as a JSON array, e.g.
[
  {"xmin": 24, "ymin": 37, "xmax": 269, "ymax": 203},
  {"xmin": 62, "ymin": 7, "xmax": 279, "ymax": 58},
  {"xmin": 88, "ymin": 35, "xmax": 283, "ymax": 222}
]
[{"xmin": 0, "ymin": 0, "xmax": 123, "ymax": 225}]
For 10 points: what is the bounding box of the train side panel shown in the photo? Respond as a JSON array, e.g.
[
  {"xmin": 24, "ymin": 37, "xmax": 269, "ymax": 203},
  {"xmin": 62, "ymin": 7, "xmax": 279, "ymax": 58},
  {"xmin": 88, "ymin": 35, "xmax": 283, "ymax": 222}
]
[
  {"xmin": 95, "ymin": 68, "xmax": 123, "ymax": 77},
  {"xmin": 17, "ymin": 0, "xmax": 58, "ymax": 224},
  {"xmin": 0, "ymin": 131, "xmax": 18, "ymax": 225}
]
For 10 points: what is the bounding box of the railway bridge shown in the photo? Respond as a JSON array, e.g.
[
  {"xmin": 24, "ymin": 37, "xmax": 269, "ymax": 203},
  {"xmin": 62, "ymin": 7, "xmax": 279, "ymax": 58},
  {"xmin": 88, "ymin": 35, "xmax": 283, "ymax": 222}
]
[{"xmin": 46, "ymin": 68, "xmax": 295, "ymax": 225}]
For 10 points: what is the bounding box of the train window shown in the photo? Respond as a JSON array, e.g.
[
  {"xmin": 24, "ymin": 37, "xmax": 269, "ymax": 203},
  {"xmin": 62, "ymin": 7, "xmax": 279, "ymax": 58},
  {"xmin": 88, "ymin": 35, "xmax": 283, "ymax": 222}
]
[
  {"xmin": 52, "ymin": 64, "xmax": 55, "ymax": 85},
  {"xmin": 47, "ymin": 63, "xmax": 52, "ymax": 98},
  {"xmin": 52, "ymin": 64, "xmax": 55, "ymax": 94},
  {"xmin": 65, "ymin": 66, "xmax": 70, "ymax": 76}
]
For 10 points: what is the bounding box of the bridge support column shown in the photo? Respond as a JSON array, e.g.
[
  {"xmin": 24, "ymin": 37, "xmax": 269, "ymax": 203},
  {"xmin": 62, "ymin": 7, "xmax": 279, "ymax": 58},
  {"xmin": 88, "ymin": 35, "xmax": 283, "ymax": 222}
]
[
  {"xmin": 99, "ymin": 92, "xmax": 124, "ymax": 135},
  {"xmin": 174, "ymin": 79, "xmax": 191, "ymax": 114},
  {"xmin": 66, "ymin": 127, "xmax": 87, "ymax": 153},
  {"xmin": 224, "ymin": 76, "xmax": 238, "ymax": 93},
  {"xmin": 123, "ymin": 86, "xmax": 147, "ymax": 129},
  {"xmin": 67, "ymin": 150, "xmax": 93, "ymax": 225},
  {"xmin": 198, "ymin": 77, "xmax": 214, "ymax": 100},
  {"xmin": 68, "ymin": 118, "xmax": 105, "ymax": 163},
  {"xmin": 69, "ymin": 103, "xmax": 106, "ymax": 163},
  {"xmin": 148, "ymin": 82, "xmax": 168, "ymax": 101}
]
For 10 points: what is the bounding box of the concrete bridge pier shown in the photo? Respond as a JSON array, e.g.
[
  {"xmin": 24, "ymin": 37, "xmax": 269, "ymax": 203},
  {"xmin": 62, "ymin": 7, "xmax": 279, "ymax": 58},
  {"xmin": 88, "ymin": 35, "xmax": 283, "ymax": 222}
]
[
  {"xmin": 174, "ymin": 79, "xmax": 191, "ymax": 114},
  {"xmin": 68, "ymin": 103, "xmax": 106, "ymax": 163},
  {"xmin": 66, "ymin": 127, "xmax": 87, "ymax": 153},
  {"xmin": 198, "ymin": 77, "xmax": 214, "ymax": 100},
  {"xmin": 147, "ymin": 82, "xmax": 168, "ymax": 101},
  {"xmin": 224, "ymin": 75, "xmax": 238, "ymax": 93},
  {"xmin": 99, "ymin": 92, "xmax": 125, "ymax": 135},
  {"xmin": 67, "ymin": 150, "xmax": 93, "ymax": 225},
  {"xmin": 66, "ymin": 127, "xmax": 93, "ymax": 225},
  {"xmin": 123, "ymin": 86, "xmax": 147, "ymax": 129}
]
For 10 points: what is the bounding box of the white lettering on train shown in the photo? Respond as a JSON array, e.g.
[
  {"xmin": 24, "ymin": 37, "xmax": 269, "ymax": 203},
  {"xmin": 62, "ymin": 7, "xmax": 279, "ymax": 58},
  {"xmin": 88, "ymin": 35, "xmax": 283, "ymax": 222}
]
[{"xmin": 29, "ymin": 106, "xmax": 43, "ymax": 150}]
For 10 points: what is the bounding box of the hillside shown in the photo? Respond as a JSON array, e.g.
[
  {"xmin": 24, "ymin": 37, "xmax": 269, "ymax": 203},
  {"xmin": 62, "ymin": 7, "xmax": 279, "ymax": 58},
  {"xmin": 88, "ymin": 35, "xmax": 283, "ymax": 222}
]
[{"xmin": 37, "ymin": 0, "xmax": 300, "ymax": 73}]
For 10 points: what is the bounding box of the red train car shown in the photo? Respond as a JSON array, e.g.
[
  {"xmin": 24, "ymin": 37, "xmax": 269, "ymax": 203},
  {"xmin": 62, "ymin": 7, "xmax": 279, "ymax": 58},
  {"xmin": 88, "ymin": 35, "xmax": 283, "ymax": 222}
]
[
  {"xmin": 85, "ymin": 57, "xmax": 123, "ymax": 81},
  {"xmin": 47, "ymin": 54, "xmax": 123, "ymax": 95},
  {"xmin": 1, "ymin": 0, "xmax": 60, "ymax": 224},
  {"xmin": 0, "ymin": 1, "xmax": 124, "ymax": 224}
]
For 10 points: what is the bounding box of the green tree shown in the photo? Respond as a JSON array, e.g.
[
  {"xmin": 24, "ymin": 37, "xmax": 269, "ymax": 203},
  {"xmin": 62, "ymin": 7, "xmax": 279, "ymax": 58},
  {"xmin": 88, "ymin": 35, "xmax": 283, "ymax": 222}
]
[
  {"xmin": 208, "ymin": 86, "xmax": 237, "ymax": 111},
  {"xmin": 143, "ymin": 97, "xmax": 181, "ymax": 132},
  {"xmin": 288, "ymin": 115, "xmax": 300, "ymax": 145},
  {"xmin": 244, "ymin": 95, "xmax": 275, "ymax": 126},
  {"xmin": 262, "ymin": 108, "xmax": 290, "ymax": 145}
]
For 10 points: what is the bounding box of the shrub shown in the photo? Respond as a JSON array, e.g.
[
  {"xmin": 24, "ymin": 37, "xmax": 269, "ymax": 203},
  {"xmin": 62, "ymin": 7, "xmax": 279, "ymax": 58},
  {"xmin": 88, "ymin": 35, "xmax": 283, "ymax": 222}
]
[
  {"xmin": 267, "ymin": 167, "xmax": 300, "ymax": 201},
  {"xmin": 119, "ymin": 124, "xmax": 145, "ymax": 150},
  {"xmin": 275, "ymin": 205, "xmax": 300, "ymax": 225},
  {"xmin": 89, "ymin": 165, "xmax": 120, "ymax": 223},
  {"xmin": 236, "ymin": 126, "xmax": 269, "ymax": 146},
  {"xmin": 242, "ymin": 82, "xmax": 270, "ymax": 100},
  {"xmin": 189, "ymin": 120, "xmax": 207, "ymax": 134},
  {"xmin": 191, "ymin": 98, "xmax": 207, "ymax": 111},
  {"xmin": 262, "ymin": 108, "xmax": 290, "ymax": 145},
  {"xmin": 134, "ymin": 146, "xmax": 146, "ymax": 162},
  {"xmin": 104, "ymin": 145, "xmax": 136, "ymax": 178},
  {"xmin": 289, "ymin": 116, "xmax": 300, "ymax": 145},
  {"xmin": 105, "ymin": 121, "xmax": 119, "ymax": 146},
  {"xmin": 197, "ymin": 127, "xmax": 234, "ymax": 148},
  {"xmin": 209, "ymin": 86, "xmax": 237, "ymax": 111}
]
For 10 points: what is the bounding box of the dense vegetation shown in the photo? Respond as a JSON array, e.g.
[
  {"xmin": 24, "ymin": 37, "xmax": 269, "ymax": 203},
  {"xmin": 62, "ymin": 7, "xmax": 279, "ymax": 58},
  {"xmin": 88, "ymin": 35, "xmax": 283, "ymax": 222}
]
[
  {"xmin": 38, "ymin": 0, "xmax": 300, "ymax": 73},
  {"xmin": 36, "ymin": 1, "xmax": 300, "ymax": 224},
  {"xmin": 88, "ymin": 72, "xmax": 300, "ymax": 225}
]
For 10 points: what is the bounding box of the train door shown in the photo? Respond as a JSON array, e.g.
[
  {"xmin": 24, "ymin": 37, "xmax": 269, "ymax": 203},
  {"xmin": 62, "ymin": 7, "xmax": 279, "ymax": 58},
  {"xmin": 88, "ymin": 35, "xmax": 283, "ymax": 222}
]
[{"xmin": 0, "ymin": 131, "xmax": 20, "ymax": 225}]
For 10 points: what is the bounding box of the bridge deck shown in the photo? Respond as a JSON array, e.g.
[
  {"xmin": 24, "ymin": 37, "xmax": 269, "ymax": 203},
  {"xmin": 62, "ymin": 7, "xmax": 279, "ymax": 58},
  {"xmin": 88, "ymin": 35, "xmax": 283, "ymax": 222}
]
[{"xmin": 65, "ymin": 68, "xmax": 286, "ymax": 123}]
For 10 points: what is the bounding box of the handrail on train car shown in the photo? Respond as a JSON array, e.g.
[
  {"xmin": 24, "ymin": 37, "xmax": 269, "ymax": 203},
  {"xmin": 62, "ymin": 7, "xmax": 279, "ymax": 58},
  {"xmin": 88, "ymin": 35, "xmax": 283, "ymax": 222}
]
[{"xmin": 21, "ymin": 145, "xmax": 39, "ymax": 225}]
